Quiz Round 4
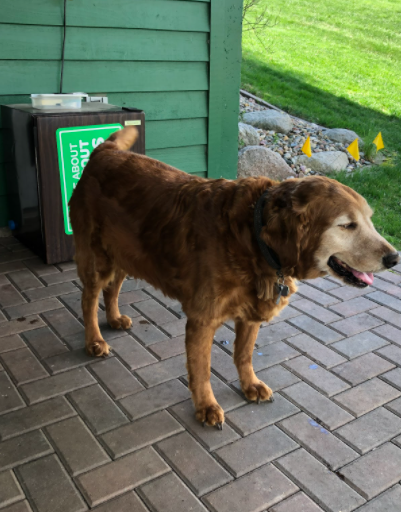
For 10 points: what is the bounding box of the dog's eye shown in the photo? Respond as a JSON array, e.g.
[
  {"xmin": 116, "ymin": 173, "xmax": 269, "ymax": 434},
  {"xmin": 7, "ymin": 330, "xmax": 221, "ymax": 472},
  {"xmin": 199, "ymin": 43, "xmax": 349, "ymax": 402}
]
[{"xmin": 339, "ymin": 222, "xmax": 357, "ymax": 230}]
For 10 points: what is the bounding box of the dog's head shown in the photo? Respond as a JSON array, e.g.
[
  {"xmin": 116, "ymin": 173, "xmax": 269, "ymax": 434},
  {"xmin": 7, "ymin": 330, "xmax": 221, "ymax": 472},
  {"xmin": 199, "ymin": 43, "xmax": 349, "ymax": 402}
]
[{"xmin": 261, "ymin": 176, "xmax": 399, "ymax": 286}]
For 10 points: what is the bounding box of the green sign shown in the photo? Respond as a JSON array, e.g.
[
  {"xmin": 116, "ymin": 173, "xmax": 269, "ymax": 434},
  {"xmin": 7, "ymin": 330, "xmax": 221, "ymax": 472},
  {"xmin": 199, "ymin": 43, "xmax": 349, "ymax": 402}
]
[{"xmin": 56, "ymin": 123, "xmax": 123, "ymax": 235}]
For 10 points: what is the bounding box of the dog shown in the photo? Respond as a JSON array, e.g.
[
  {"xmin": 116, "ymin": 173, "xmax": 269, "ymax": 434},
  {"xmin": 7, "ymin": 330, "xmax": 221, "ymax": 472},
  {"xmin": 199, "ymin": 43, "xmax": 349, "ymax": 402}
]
[{"xmin": 69, "ymin": 126, "xmax": 399, "ymax": 428}]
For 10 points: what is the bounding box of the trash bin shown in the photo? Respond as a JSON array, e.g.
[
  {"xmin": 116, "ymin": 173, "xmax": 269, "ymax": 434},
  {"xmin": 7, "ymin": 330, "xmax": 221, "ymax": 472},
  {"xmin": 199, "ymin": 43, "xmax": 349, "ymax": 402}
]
[{"xmin": 1, "ymin": 103, "xmax": 145, "ymax": 264}]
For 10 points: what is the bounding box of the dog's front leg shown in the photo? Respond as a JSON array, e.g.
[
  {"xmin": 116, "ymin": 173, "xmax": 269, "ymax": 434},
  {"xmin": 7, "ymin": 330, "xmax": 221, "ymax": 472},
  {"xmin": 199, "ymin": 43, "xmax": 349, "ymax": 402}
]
[
  {"xmin": 185, "ymin": 318, "xmax": 224, "ymax": 428},
  {"xmin": 234, "ymin": 320, "xmax": 274, "ymax": 403}
]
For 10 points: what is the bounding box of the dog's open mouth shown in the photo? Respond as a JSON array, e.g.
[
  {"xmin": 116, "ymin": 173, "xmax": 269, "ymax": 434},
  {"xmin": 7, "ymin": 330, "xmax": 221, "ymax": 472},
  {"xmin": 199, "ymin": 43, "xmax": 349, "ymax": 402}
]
[{"xmin": 328, "ymin": 256, "xmax": 374, "ymax": 288}]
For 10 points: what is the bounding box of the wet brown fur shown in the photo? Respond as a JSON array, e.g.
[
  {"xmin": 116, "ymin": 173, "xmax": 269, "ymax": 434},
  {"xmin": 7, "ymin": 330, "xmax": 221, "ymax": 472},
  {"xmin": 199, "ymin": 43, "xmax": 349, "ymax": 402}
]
[{"xmin": 69, "ymin": 127, "xmax": 395, "ymax": 427}]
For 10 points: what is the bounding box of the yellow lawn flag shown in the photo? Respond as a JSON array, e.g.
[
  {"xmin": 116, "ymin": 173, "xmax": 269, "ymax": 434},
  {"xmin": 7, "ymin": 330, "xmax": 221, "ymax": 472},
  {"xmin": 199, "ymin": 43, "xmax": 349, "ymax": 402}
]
[
  {"xmin": 373, "ymin": 132, "xmax": 384, "ymax": 151},
  {"xmin": 301, "ymin": 136, "xmax": 312, "ymax": 157},
  {"xmin": 347, "ymin": 138, "xmax": 360, "ymax": 161}
]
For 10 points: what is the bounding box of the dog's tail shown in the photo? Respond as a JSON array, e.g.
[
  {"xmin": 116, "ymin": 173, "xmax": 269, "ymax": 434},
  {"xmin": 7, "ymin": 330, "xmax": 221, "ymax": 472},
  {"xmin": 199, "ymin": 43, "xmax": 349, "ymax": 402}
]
[{"xmin": 107, "ymin": 126, "xmax": 138, "ymax": 151}]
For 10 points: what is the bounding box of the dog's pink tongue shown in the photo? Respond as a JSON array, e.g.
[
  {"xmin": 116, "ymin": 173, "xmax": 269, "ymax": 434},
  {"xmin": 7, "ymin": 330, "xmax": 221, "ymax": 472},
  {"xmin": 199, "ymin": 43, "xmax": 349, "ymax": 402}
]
[{"xmin": 351, "ymin": 269, "xmax": 374, "ymax": 285}]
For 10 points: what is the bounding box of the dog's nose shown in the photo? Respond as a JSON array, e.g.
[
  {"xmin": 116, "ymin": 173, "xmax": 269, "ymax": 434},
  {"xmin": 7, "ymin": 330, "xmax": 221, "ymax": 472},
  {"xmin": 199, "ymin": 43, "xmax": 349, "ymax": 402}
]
[{"xmin": 383, "ymin": 252, "xmax": 400, "ymax": 269}]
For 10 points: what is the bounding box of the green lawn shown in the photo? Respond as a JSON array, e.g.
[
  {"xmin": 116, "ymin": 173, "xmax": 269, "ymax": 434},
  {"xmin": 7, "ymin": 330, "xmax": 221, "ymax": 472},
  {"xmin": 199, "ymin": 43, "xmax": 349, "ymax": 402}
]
[{"xmin": 242, "ymin": 0, "xmax": 401, "ymax": 247}]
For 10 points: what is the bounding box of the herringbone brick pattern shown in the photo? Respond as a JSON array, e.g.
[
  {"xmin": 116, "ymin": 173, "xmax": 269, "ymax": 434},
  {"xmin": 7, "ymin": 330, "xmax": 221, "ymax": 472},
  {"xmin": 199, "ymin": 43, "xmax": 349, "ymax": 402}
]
[{"xmin": 0, "ymin": 237, "xmax": 401, "ymax": 511}]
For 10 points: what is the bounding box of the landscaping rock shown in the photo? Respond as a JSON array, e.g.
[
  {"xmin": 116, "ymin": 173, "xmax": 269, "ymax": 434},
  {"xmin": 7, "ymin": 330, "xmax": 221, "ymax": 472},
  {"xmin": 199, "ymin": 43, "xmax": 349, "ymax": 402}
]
[
  {"xmin": 371, "ymin": 152, "xmax": 386, "ymax": 165},
  {"xmin": 294, "ymin": 151, "xmax": 349, "ymax": 174},
  {"xmin": 324, "ymin": 128, "xmax": 363, "ymax": 147},
  {"xmin": 242, "ymin": 110, "xmax": 292, "ymax": 134},
  {"xmin": 238, "ymin": 122, "xmax": 259, "ymax": 149},
  {"xmin": 238, "ymin": 146, "xmax": 295, "ymax": 180},
  {"xmin": 239, "ymin": 94, "xmax": 374, "ymax": 176}
]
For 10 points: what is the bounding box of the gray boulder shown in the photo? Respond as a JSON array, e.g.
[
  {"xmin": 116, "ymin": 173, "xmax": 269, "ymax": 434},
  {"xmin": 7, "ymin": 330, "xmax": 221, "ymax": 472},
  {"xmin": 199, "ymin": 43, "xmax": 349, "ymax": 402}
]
[
  {"xmin": 238, "ymin": 146, "xmax": 295, "ymax": 180},
  {"xmin": 238, "ymin": 122, "xmax": 259, "ymax": 149},
  {"xmin": 370, "ymin": 152, "xmax": 386, "ymax": 165},
  {"xmin": 324, "ymin": 128, "xmax": 363, "ymax": 147},
  {"xmin": 294, "ymin": 151, "xmax": 349, "ymax": 174},
  {"xmin": 242, "ymin": 110, "xmax": 292, "ymax": 134}
]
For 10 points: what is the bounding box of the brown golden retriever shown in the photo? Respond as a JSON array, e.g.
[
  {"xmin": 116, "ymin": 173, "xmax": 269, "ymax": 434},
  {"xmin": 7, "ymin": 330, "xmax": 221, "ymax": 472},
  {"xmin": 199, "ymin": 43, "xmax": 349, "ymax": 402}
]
[{"xmin": 69, "ymin": 127, "xmax": 399, "ymax": 428}]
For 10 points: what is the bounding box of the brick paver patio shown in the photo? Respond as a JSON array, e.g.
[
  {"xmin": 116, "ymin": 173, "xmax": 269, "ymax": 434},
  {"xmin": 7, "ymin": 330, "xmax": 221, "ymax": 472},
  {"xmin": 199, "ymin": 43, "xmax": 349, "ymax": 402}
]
[{"xmin": 1, "ymin": 236, "xmax": 401, "ymax": 512}]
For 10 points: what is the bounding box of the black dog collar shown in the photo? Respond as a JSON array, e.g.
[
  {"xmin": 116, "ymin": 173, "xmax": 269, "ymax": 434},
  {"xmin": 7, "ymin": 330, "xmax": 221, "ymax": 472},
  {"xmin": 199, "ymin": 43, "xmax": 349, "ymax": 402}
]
[{"xmin": 254, "ymin": 189, "xmax": 289, "ymax": 303}]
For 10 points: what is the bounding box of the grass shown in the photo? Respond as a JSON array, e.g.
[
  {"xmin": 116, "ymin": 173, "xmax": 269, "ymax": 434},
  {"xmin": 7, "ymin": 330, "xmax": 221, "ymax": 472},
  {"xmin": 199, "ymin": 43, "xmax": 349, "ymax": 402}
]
[{"xmin": 241, "ymin": 0, "xmax": 401, "ymax": 246}]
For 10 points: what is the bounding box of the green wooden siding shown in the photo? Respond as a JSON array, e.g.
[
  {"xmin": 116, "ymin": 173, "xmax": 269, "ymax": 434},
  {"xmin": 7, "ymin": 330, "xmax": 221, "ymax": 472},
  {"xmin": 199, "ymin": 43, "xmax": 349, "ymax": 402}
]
[
  {"xmin": 0, "ymin": 92, "xmax": 208, "ymax": 125},
  {"xmin": 0, "ymin": 166, "xmax": 6, "ymax": 196},
  {"xmin": 0, "ymin": 0, "xmax": 242, "ymax": 227},
  {"xmin": 0, "ymin": 61, "xmax": 209, "ymax": 95},
  {"xmin": 0, "ymin": 25, "xmax": 209, "ymax": 62},
  {"xmin": 147, "ymin": 146, "xmax": 207, "ymax": 175},
  {"xmin": 208, "ymin": 0, "xmax": 243, "ymax": 179},
  {"xmin": 0, "ymin": 195, "xmax": 8, "ymax": 228},
  {"xmin": 107, "ymin": 91, "xmax": 208, "ymax": 121},
  {"xmin": 1, "ymin": 0, "xmax": 211, "ymax": 31}
]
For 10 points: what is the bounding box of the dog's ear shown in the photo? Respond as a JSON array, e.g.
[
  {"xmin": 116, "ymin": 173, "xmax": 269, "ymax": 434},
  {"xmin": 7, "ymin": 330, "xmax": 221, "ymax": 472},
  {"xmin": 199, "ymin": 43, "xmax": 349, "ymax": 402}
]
[{"xmin": 262, "ymin": 179, "xmax": 313, "ymax": 273}]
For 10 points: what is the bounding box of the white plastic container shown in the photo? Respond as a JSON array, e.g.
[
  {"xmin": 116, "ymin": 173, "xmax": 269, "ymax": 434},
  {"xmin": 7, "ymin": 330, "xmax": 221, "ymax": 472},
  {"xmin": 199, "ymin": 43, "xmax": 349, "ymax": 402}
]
[{"xmin": 31, "ymin": 93, "xmax": 88, "ymax": 109}]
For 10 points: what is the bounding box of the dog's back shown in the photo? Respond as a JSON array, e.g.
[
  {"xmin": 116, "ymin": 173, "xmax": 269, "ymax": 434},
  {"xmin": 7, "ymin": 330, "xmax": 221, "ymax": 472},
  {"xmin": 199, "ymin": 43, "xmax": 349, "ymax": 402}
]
[
  {"xmin": 70, "ymin": 127, "xmax": 200, "ymax": 242},
  {"xmin": 69, "ymin": 127, "xmax": 240, "ymax": 301}
]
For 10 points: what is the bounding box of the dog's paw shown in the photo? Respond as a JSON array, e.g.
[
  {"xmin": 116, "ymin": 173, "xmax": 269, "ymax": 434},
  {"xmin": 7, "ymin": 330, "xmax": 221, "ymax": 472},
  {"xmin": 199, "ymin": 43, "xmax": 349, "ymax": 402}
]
[
  {"xmin": 242, "ymin": 380, "xmax": 274, "ymax": 404},
  {"xmin": 108, "ymin": 315, "xmax": 132, "ymax": 330},
  {"xmin": 86, "ymin": 338, "xmax": 110, "ymax": 357},
  {"xmin": 196, "ymin": 403, "xmax": 225, "ymax": 429}
]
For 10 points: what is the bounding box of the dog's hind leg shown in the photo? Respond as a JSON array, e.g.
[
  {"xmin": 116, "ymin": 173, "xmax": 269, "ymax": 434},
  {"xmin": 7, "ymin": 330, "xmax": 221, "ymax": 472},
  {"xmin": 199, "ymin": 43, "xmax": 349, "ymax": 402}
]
[
  {"xmin": 103, "ymin": 268, "xmax": 132, "ymax": 330},
  {"xmin": 75, "ymin": 227, "xmax": 112, "ymax": 357},
  {"xmin": 234, "ymin": 320, "xmax": 274, "ymax": 403},
  {"xmin": 82, "ymin": 278, "xmax": 110, "ymax": 357},
  {"xmin": 185, "ymin": 318, "xmax": 224, "ymax": 428}
]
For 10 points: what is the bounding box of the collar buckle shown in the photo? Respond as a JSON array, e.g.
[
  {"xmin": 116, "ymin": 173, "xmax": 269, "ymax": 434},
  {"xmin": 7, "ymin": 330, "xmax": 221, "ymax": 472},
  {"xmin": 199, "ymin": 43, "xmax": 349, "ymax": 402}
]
[{"xmin": 275, "ymin": 272, "xmax": 289, "ymax": 304}]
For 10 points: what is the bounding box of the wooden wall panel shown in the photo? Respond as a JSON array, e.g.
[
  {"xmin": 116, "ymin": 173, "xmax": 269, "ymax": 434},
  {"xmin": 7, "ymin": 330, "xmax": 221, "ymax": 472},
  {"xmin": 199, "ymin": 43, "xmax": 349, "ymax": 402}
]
[
  {"xmin": 146, "ymin": 119, "xmax": 207, "ymax": 150},
  {"xmin": 0, "ymin": 61, "xmax": 209, "ymax": 95},
  {"xmin": 1, "ymin": 0, "xmax": 210, "ymax": 32},
  {"xmin": 146, "ymin": 146, "xmax": 207, "ymax": 175},
  {"xmin": 207, "ymin": 0, "xmax": 243, "ymax": 179},
  {"xmin": 0, "ymin": 24, "xmax": 209, "ymax": 62}
]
